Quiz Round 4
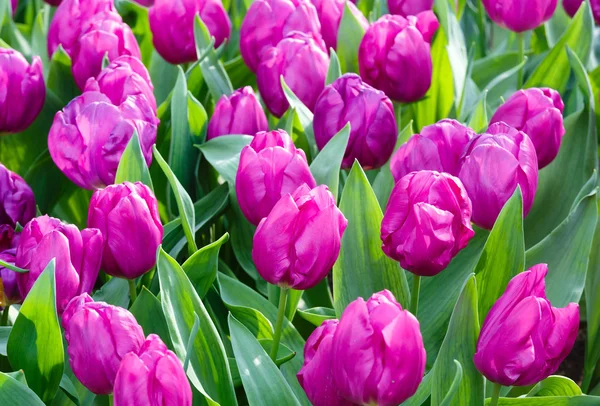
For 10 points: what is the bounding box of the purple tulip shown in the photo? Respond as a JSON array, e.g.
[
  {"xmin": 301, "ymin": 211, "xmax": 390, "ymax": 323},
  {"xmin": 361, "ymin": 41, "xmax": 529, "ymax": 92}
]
[
  {"xmin": 459, "ymin": 122, "xmax": 538, "ymax": 230},
  {"xmin": 482, "ymin": 0, "xmax": 557, "ymax": 32},
  {"xmin": 0, "ymin": 225, "xmax": 21, "ymax": 304},
  {"xmin": 236, "ymin": 130, "xmax": 317, "ymax": 226},
  {"xmin": 252, "ymin": 184, "xmax": 347, "ymax": 290},
  {"xmin": 149, "ymin": 0, "xmax": 231, "ymax": 65},
  {"xmin": 332, "ymin": 290, "xmax": 426, "ymax": 406},
  {"xmin": 62, "ymin": 294, "xmax": 145, "ymax": 394},
  {"xmin": 313, "ymin": 73, "xmax": 398, "ymax": 170},
  {"xmin": 381, "ymin": 170, "xmax": 474, "ymax": 276},
  {"xmin": 45, "ymin": 0, "xmax": 62, "ymax": 5},
  {"xmin": 134, "ymin": 0, "xmax": 154, "ymax": 5},
  {"xmin": 310, "ymin": 0, "xmax": 368, "ymax": 50},
  {"xmin": 257, "ymin": 32, "xmax": 329, "ymax": 117},
  {"xmin": 0, "ymin": 49, "xmax": 45, "ymax": 134},
  {"xmin": 474, "ymin": 264, "xmax": 579, "ymax": 386},
  {"xmin": 15, "ymin": 216, "xmax": 103, "ymax": 313},
  {"xmin": 358, "ymin": 12, "xmax": 439, "ymax": 103},
  {"xmin": 48, "ymin": 91, "xmax": 158, "ymax": 190},
  {"xmin": 114, "ymin": 334, "xmax": 192, "ymax": 406},
  {"xmin": 240, "ymin": 0, "xmax": 322, "ymax": 72},
  {"xmin": 0, "ymin": 164, "xmax": 36, "ymax": 229},
  {"xmin": 207, "ymin": 87, "xmax": 269, "ymax": 140},
  {"xmin": 10, "ymin": 0, "xmax": 17, "ymax": 14},
  {"xmin": 88, "ymin": 182, "xmax": 163, "ymax": 279},
  {"xmin": 388, "ymin": 0, "xmax": 434, "ymax": 16},
  {"xmin": 47, "ymin": 0, "xmax": 116, "ymax": 57},
  {"xmin": 563, "ymin": 0, "xmax": 583, "ymax": 16},
  {"xmin": 390, "ymin": 119, "xmax": 476, "ymax": 182},
  {"xmin": 490, "ymin": 88, "xmax": 565, "ymax": 169}
]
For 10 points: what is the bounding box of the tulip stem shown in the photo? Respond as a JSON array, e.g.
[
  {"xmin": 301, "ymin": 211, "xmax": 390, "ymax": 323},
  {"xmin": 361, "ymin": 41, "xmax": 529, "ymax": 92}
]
[
  {"xmin": 477, "ymin": 0, "xmax": 487, "ymax": 57},
  {"xmin": 517, "ymin": 33, "xmax": 525, "ymax": 88},
  {"xmin": 1, "ymin": 305, "xmax": 10, "ymax": 326},
  {"xmin": 490, "ymin": 382, "xmax": 502, "ymax": 406},
  {"xmin": 270, "ymin": 287, "xmax": 289, "ymax": 362},
  {"xmin": 128, "ymin": 279, "xmax": 138, "ymax": 305},
  {"xmin": 410, "ymin": 275, "xmax": 421, "ymax": 316}
]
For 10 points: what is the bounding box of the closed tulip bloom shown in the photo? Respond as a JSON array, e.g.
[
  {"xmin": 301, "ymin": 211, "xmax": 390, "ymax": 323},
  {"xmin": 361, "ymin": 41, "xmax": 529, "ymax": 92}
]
[
  {"xmin": 207, "ymin": 87, "xmax": 268, "ymax": 140},
  {"xmin": 240, "ymin": 0, "xmax": 321, "ymax": 72},
  {"xmin": 388, "ymin": 0, "xmax": 434, "ymax": 16},
  {"xmin": 16, "ymin": 216, "xmax": 103, "ymax": 313},
  {"xmin": 381, "ymin": 171, "xmax": 474, "ymax": 276},
  {"xmin": 332, "ymin": 290, "xmax": 426, "ymax": 406},
  {"xmin": 390, "ymin": 119, "xmax": 476, "ymax": 182},
  {"xmin": 482, "ymin": 0, "xmax": 557, "ymax": 32},
  {"xmin": 114, "ymin": 334, "xmax": 192, "ymax": 406},
  {"xmin": 149, "ymin": 0, "xmax": 231, "ymax": 65},
  {"xmin": 490, "ymin": 88, "xmax": 565, "ymax": 169},
  {"xmin": 62, "ymin": 294, "xmax": 145, "ymax": 394},
  {"xmin": 563, "ymin": 0, "xmax": 583, "ymax": 16},
  {"xmin": 0, "ymin": 49, "xmax": 45, "ymax": 134},
  {"xmin": 253, "ymin": 184, "xmax": 347, "ymax": 290},
  {"xmin": 313, "ymin": 74, "xmax": 397, "ymax": 170},
  {"xmin": 0, "ymin": 164, "xmax": 36, "ymax": 229},
  {"xmin": 49, "ymin": 91, "xmax": 158, "ymax": 190},
  {"xmin": 459, "ymin": 122, "xmax": 538, "ymax": 230},
  {"xmin": 88, "ymin": 182, "xmax": 163, "ymax": 279},
  {"xmin": 0, "ymin": 226, "xmax": 21, "ymax": 304},
  {"xmin": 310, "ymin": 0, "xmax": 368, "ymax": 50},
  {"xmin": 257, "ymin": 32, "xmax": 329, "ymax": 117},
  {"xmin": 474, "ymin": 264, "xmax": 579, "ymax": 386}
]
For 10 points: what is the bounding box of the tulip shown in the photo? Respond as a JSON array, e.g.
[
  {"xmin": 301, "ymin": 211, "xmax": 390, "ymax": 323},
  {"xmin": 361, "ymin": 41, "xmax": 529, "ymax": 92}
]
[
  {"xmin": 88, "ymin": 182, "xmax": 163, "ymax": 279},
  {"xmin": 0, "ymin": 49, "xmax": 45, "ymax": 134},
  {"xmin": 10, "ymin": 0, "xmax": 17, "ymax": 14},
  {"xmin": 0, "ymin": 225, "xmax": 21, "ymax": 305},
  {"xmin": 313, "ymin": 73, "xmax": 398, "ymax": 170},
  {"xmin": 474, "ymin": 264, "xmax": 579, "ymax": 388},
  {"xmin": 0, "ymin": 164, "xmax": 36, "ymax": 229},
  {"xmin": 490, "ymin": 88, "xmax": 565, "ymax": 169},
  {"xmin": 563, "ymin": 0, "xmax": 583, "ymax": 16},
  {"xmin": 49, "ymin": 91, "xmax": 158, "ymax": 190},
  {"xmin": 388, "ymin": 0, "xmax": 434, "ymax": 16},
  {"xmin": 149, "ymin": 0, "xmax": 231, "ymax": 65},
  {"xmin": 390, "ymin": 119, "xmax": 476, "ymax": 182},
  {"xmin": 15, "ymin": 215, "xmax": 103, "ymax": 313},
  {"xmin": 236, "ymin": 130, "xmax": 317, "ymax": 226},
  {"xmin": 113, "ymin": 334, "xmax": 192, "ymax": 406},
  {"xmin": 310, "ymin": 0, "xmax": 368, "ymax": 50},
  {"xmin": 257, "ymin": 32, "xmax": 329, "ymax": 117},
  {"xmin": 458, "ymin": 122, "xmax": 538, "ymax": 230},
  {"xmin": 207, "ymin": 87, "xmax": 268, "ymax": 140},
  {"xmin": 47, "ymin": 0, "xmax": 116, "ymax": 57},
  {"xmin": 482, "ymin": 0, "xmax": 557, "ymax": 32},
  {"xmin": 134, "ymin": 0, "xmax": 154, "ymax": 5},
  {"xmin": 332, "ymin": 290, "xmax": 426, "ymax": 406},
  {"xmin": 44, "ymin": 0, "xmax": 62, "ymax": 5},
  {"xmin": 358, "ymin": 12, "xmax": 439, "ymax": 103},
  {"xmin": 240, "ymin": 0, "xmax": 322, "ymax": 72},
  {"xmin": 62, "ymin": 294, "xmax": 145, "ymax": 394}
]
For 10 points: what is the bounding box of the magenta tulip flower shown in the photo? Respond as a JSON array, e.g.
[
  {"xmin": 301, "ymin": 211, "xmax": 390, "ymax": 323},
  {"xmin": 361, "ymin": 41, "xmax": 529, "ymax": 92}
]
[
  {"xmin": 482, "ymin": 0, "xmax": 557, "ymax": 32},
  {"xmin": 88, "ymin": 182, "xmax": 163, "ymax": 279},
  {"xmin": 563, "ymin": 0, "xmax": 583, "ymax": 16},
  {"xmin": 474, "ymin": 264, "xmax": 579, "ymax": 386},
  {"xmin": 15, "ymin": 216, "xmax": 103, "ymax": 313},
  {"xmin": 358, "ymin": 12, "xmax": 439, "ymax": 103},
  {"xmin": 240, "ymin": 0, "xmax": 322, "ymax": 72},
  {"xmin": 0, "ymin": 49, "xmax": 45, "ymax": 134},
  {"xmin": 113, "ymin": 334, "xmax": 192, "ymax": 406},
  {"xmin": 381, "ymin": 170, "xmax": 474, "ymax": 276},
  {"xmin": 252, "ymin": 184, "xmax": 347, "ymax": 290},
  {"xmin": 459, "ymin": 122, "xmax": 538, "ymax": 230},
  {"xmin": 207, "ymin": 87, "xmax": 269, "ymax": 140},
  {"xmin": 0, "ymin": 164, "xmax": 36, "ymax": 229},
  {"xmin": 44, "ymin": 0, "xmax": 62, "ymax": 5},
  {"xmin": 390, "ymin": 119, "xmax": 476, "ymax": 182},
  {"xmin": 0, "ymin": 225, "xmax": 21, "ymax": 304},
  {"xmin": 310, "ymin": 0, "xmax": 368, "ymax": 50},
  {"xmin": 313, "ymin": 73, "xmax": 398, "ymax": 170},
  {"xmin": 62, "ymin": 294, "xmax": 145, "ymax": 394},
  {"xmin": 236, "ymin": 130, "xmax": 316, "ymax": 225},
  {"xmin": 134, "ymin": 0, "xmax": 154, "ymax": 5},
  {"xmin": 10, "ymin": 0, "xmax": 17, "ymax": 14},
  {"xmin": 332, "ymin": 290, "xmax": 426, "ymax": 406},
  {"xmin": 388, "ymin": 0, "xmax": 434, "ymax": 16},
  {"xmin": 149, "ymin": 0, "xmax": 231, "ymax": 65},
  {"xmin": 257, "ymin": 32, "xmax": 329, "ymax": 117}
]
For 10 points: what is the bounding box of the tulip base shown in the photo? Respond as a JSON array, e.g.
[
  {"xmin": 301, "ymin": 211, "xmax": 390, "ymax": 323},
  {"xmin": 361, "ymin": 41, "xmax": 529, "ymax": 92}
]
[
  {"xmin": 490, "ymin": 382, "xmax": 502, "ymax": 406},
  {"xmin": 270, "ymin": 287, "xmax": 289, "ymax": 361}
]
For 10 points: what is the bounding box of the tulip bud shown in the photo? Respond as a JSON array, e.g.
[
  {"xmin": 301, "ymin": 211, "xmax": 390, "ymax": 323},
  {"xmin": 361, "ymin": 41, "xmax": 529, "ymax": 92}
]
[
  {"xmin": 490, "ymin": 88, "xmax": 565, "ymax": 169},
  {"xmin": 49, "ymin": 91, "xmax": 158, "ymax": 190},
  {"xmin": 252, "ymin": 184, "xmax": 347, "ymax": 290},
  {"xmin": 390, "ymin": 119, "xmax": 476, "ymax": 182},
  {"xmin": 0, "ymin": 226, "xmax": 21, "ymax": 304},
  {"xmin": 563, "ymin": 0, "xmax": 583, "ymax": 16},
  {"xmin": 458, "ymin": 122, "xmax": 538, "ymax": 230},
  {"xmin": 88, "ymin": 182, "xmax": 163, "ymax": 279},
  {"xmin": 313, "ymin": 74, "xmax": 398, "ymax": 170},
  {"xmin": 381, "ymin": 171, "xmax": 474, "ymax": 276},
  {"xmin": 240, "ymin": 0, "xmax": 322, "ymax": 72},
  {"xmin": 62, "ymin": 294, "xmax": 145, "ymax": 394},
  {"xmin": 358, "ymin": 12, "xmax": 439, "ymax": 103},
  {"xmin": 310, "ymin": 0, "xmax": 368, "ymax": 50},
  {"xmin": 149, "ymin": 0, "xmax": 231, "ymax": 65},
  {"xmin": 207, "ymin": 87, "xmax": 269, "ymax": 140},
  {"xmin": 16, "ymin": 215, "xmax": 103, "ymax": 313},
  {"xmin": 332, "ymin": 290, "xmax": 426, "ymax": 406},
  {"xmin": 0, "ymin": 164, "xmax": 36, "ymax": 229},
  {"xmin": 114, "ymin": 334, "xmax": 192, "ymax": 406},
  {"xmin": 236, "ymin": 130, "xmax": 317, "ymax": 225},
  {"xmin": 388, "ymin": 0, "xmax": 434, "ymax": 16},
  {"xmin": 474, "ymin": 264, "xmax": 579, "ymax": 386},
  {"xmin": 482, "ymin": 0, "xmax": 557, "ymax": 32},
  {"xmin": 0, "ymin": 49, "xmax": 45, "ymax": 134}
]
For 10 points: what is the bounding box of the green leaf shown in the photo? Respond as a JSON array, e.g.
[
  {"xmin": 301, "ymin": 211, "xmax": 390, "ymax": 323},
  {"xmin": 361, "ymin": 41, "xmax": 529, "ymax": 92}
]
[
  {"xmin": 92, "ymin": 277, "xmax": 130, "ymax": 308},
  {"xmin": 228, "ymin": 192, "xmax": 259, "ymax": 280},
  {"xmin": 59, "ymin": 374, "xmax": 81, "ymax": 406},
  {"xmin": 491, "ymin": 397, "xmax": 600, "ymax": 405},
  {"xmin": 7, "ymin": 260, "xmax": 64, "ymax": 403},
  {"xmin": 0, "ymin": 372, "xmax": 44, "ymax": 405},
  {"xmin": 182, "ymin": 234, "xmax": 229, "ymax": 299},
  {"xmin": 196, "ymin": 135, "xmax": 253, "ymax": 184},
  {"xmin": 257, "ymin": 339, "xmax": 296, "ymax": 367},
  {"xmin": 439, "ymin": 361, "xmax": 463, "ymax": 406},
  {"xmin": 309, "ymin": 123, "xmax": 351, "ymax": 201},
  {"xmin": 333, "ymin": 161, "xmax": 410, "ymax": 316},
  {"xmin": 467, "ymin": 91, "xmax": 488, "ymax": 133},
  {"xmin": 129, "ymin": 287, "xmax": 174, "ymax": 351},
  {"xmin": 337, "ymin": 2, "xmax": 366, "ymax": 73},
  {"xmin": 46, "ymin": 46, "xmax": 79, "ymax": 105},
  {"xmin": 585, "ymin": 194, "xmax": 600, "ymax": 386},
  {"xmin": 527, "ymin": 376, "xmax": 582, "ymax": 397},
  {"xmin": 0, "ymin": 326, "xmax": 9, "ymax": 355},
  {"xmin": 471, "ymin": 52, "xmax": 521, "ymax": 90},
  {"xmin": 297, "ymin": 307, "xmax": 336, "ymax": 326},
  {"xmin": 149, "ymin": 50, "xmax": 179, "ymax": 106},
  {"xmin": 280, "ymin": 77, "xmax": 318, "ymax": 159},
  {"xmin": 326, "ymin": 48, "xmax": 342, "ymax": 85},
  {"xmin": 115, "ymin": 130, "xmax": 154, "ymax": 189},
  {"xmin": 0, "ymin": 260, "xmax": 27, "ymax": 273},
  {"xmin": 31, "ymin": 7, "xmax": 50, "ymax": 79}
]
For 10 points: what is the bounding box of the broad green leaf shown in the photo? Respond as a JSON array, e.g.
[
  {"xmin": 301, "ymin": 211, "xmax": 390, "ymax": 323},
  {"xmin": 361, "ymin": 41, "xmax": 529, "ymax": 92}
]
[
  {"xmin": 471, "ymin": 52, "xmax": 521, "ymax": 90},
  {"xmin": 228, "ymin": 192, "xmax": 259, "ymax": 281},
  {"xmin": 149, "ymin": 50, "xmax": 178, "ymax": 106},
  {"xmin": 281, "ymin": 77, "xmax": 318, "ymax": 159},
  {"xmin": 188, "ymin": 92, "xmax": 208, "ymax": 141},
  {"xmin": 59, "ymin": 374, "xmax": 81, "ymax": 406},
  {"xmin": 115, "ymin": 130, "xmax": 154, "ymax": 189},
  {"xmin": 182, "ymin": 234, "xmax": 229, "ymax": 298},
  {"xmin": 31, "ymin": 7, "xmax": 50, "ymax": 78},
  {"xmin": 326, "ymin": 48, "xmax": 342, "ymax": 85},
  {"xmin": 46, "ymin": 46, "xmax": 79, "ymax": 106},
  {"xmin": 0, "ymin": 326, "xmax": 9, "ymax": 355},
  {"xmin": 337, "ymin": 2, "xmax": 366, "ymax": 73},
  {"xmin": 225, "ymin": 302, "xmax": 274, "ymax": 340},
  {"xmin": 309, "ymin": 123, "xmax": 351, "ymax": 201},
  {"xmin": 258, "ymin": 340, "xmax": 296, "ymax": 367},
  {"xmin": 0, "ymin": 372, "xmax": 44, "ymax": 406},
  {"xmin": 491, "ymin": 397, "xmax": 600, "ymax": 405},
  {"xmin": 92, "ymin": 277, "xmax": 129, "ymax": 308},
  {"xmin": 467, "ymin": 91, "xmax": 488, "ymax": 133},
  {"xmin": 527, "ymin": 376, "xmax": 582, "ymax": 397},
  {"xmin": 585, "ymin": 195, "xmax": 600, "ymax": 387},
  {"xmin": 196, "ymin": 135, "xmax": 253, "ymax": 184},
  {"xmin": 129, "ymin": 287, "xmax": 174, "ymax": 351},
  {"xmin": 439, "ymin": 361, "xmax": 463, "ymax": 406},
  {"xmin": 297, "ymin": 307, "xmax": 336, "ymax": 326}
]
